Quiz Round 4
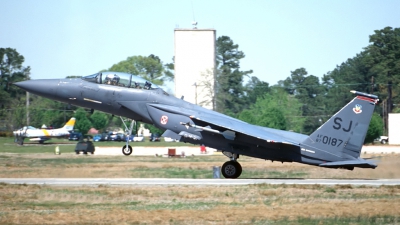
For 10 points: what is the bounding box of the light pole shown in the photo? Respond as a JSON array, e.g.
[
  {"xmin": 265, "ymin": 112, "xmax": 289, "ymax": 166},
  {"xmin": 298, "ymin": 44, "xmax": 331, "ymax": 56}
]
[
  {"xmin": 193, "ymin": 82, "xmax": 197, "ymax": 105},
  {"xmin": 26, "ymin": 92, "xmax": 29, "ymax": 125}
]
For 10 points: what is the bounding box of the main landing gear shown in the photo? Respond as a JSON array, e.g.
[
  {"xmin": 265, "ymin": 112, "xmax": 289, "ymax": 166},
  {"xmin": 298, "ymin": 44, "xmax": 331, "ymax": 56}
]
[
  {"xmin": 120, "ymin": 117, "xmax": 135, "ymax": 156},
  {"xmin": 14, "ymin": 128, "xmax": 27, "ymax": 145},
  {"xmin": 14, "ymin": 134, "xmax": 25, "ymax": 145},
  {"xmin": 221, "ymin": 152, "xmax": 242, "ymax": 179}
]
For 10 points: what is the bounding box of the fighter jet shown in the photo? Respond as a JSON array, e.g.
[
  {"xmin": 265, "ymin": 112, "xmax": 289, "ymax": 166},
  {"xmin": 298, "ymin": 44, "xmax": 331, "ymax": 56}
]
[
  {"xmin": 14, "ymin": 72, "xmax": 378, "ymax": 178},
  {"xmin": 13, "ymin": 117, "xmax": 76, "ymax": 145}
]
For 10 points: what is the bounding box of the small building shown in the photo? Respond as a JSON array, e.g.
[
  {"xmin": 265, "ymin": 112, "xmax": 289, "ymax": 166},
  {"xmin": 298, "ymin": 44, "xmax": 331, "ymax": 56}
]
[
  {"xmin": 174, "ymin": 28, "xmax": 216, "ymax": 110},
  {"xmin": 388, "ymin": 113, "xmax": 400, "ymax": 145}
]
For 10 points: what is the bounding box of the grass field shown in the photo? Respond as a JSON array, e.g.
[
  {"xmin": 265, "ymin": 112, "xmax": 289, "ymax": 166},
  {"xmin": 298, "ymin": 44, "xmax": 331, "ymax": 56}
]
[
  {"xmin": 0, "ymin": 137, "xmax": 194, "ymax": 154},
  {"xmin": 1, "ymin": 137, "xmax": 400, "ymax": 224},
  {"xmin": 1, "ymin": 183, "xmax": 399, "ymax": 224}
]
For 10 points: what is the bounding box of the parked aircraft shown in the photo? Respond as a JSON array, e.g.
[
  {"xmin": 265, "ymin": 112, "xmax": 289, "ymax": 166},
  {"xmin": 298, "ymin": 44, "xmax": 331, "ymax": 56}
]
[
  {"xmin": 14, "ymin": 72, "xmax": 378, "ymax": 178},
  {"xmin": 13, "ymin": 117, "xmax": 76, "ymax": 145}
]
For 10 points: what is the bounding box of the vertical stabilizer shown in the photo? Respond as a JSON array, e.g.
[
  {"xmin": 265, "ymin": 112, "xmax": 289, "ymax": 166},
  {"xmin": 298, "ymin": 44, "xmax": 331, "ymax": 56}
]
[
  {"xmin": 302, "ymin": 91, "xmax": 378, "ymax": 159},
  {"xmin": 62, "ymin": 117, "xmax": 76, "ymax": 131}
]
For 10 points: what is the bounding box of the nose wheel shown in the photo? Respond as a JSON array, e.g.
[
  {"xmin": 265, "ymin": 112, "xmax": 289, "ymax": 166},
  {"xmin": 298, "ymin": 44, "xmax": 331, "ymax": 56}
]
[
  {"xmin": 120, "ymin": 116, "xmax": 135, "ymax": 156},
  {"xmin": 122, "ymin": 145, "xmax": 133, "ymax": 156},
  {"xmin": 221, "ymin": 161, "xmax": 242, "ymax": 179}
]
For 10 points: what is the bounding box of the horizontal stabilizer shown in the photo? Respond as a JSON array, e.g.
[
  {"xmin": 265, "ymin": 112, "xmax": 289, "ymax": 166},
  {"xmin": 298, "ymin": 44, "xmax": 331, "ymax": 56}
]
[{"xmin": 319, "ymin": 158, "xmax": 377, "ymax": 169}]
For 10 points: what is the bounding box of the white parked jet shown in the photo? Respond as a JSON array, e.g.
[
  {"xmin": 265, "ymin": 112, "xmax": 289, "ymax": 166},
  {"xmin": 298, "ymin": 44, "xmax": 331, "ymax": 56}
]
[{"xmin": 13, "ymin": 117, "xmax": 76, "ymax": 145}]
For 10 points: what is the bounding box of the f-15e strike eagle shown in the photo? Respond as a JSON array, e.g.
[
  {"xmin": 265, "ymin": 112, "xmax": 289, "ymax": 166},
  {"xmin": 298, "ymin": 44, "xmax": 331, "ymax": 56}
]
[{"xmin": 14, "ymin": 72, "xmax": 378, "ymax": 178}]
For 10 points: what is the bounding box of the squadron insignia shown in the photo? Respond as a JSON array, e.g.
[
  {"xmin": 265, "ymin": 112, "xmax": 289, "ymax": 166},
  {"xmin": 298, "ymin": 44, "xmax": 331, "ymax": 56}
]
[
  {"xmin": 353, "ymin": 104, "xmax": 362, "ymax": 114},
  {"xmin": 160, "ymin": 115, "xmax": 168, "ymax": 125}
]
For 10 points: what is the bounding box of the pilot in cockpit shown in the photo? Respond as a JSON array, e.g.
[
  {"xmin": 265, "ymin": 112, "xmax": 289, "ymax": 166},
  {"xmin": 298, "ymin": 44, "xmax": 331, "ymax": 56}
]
[
  {"xmin": 105, "ymin": 74, "xmax": 120, "ymax": 85},
  {"xmin": 144, "ymin": 81, "xmax": 152, "ymax": 90},
  {"xmin": 133, "ymin": 81, "xmax": 140, "ymax": 89}
]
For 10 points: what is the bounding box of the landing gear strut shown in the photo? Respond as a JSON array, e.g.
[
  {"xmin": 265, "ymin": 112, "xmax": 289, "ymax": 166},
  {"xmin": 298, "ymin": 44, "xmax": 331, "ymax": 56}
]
[
  {"xmin": 120, "ymin": 117, "xmax": 135, "ymax": 156},
  {"xmin": 221, "ymin": 152, "xmax": 242, "ymax": 179},
  {"xmin": 14, "ymin": 133, "xmax": 25, "ymax": 145}
]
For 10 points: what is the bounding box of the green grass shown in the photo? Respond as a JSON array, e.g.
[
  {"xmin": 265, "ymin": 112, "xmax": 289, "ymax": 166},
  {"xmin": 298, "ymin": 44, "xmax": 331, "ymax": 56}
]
[
  {"xmin": 0, "ymin": 137, "xmax": 196, "ymax": 154},
  {"xmin": 0, "ymin": 183, "xmax": 399, "ymax": 224},
  {"xmin": 129, "ymin": 201, "xmax": 221, "ymax": 211},
  {"xmin": 0, "ymin": 154, "xmax": 222, "ymax": 166},
  {"xmin": 0, "ymin": 154, "xmax": 310, "ymax": 179}
]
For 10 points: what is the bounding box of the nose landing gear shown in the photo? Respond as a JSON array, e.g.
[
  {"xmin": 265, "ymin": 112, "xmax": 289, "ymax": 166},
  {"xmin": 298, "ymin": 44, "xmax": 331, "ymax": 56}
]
[
  {"xmin": 120, "ymin": 117, "xmax": 135, "ymax": 156},
  {"xmin": 122, "ymin": 145, "xmax": 133, "ymax": 156}
]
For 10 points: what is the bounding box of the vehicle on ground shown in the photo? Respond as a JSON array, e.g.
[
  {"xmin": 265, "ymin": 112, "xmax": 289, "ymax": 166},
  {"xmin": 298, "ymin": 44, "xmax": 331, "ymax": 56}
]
[
  {"xmin": 69, "ymin": 132, "xmax": 83, "ymax": 141},
  {"xmin": 133, "ymin": 134, "xmax": 144, "ymax": 142},
  {"xmin": 125, "ymin": 134, "xmax": 134, "ymax": 142},
  {"xmin": 150, "ymin": 133, "xmax": 161, "ymax": 142},
  {"xmin": 75, "ymin": 138, "xmax": 95, "ymax": 154},
  {"xmin": 108, "ymin": 132, "xmax": 126, "ymax": 141},
  {"xmin": 117, "ymin": 133, "xmax": 126, "ymax": 141},
  {"xmin": 93, "ymin": 134, "xmax": 102, "ymax": 142},
  {"xmin": 376, "ymin": 136, "xmax": 389, "ymax": 144},
  {"xmin": 164, "ymin": 137, "xmax": 179, "ymax": 142}
]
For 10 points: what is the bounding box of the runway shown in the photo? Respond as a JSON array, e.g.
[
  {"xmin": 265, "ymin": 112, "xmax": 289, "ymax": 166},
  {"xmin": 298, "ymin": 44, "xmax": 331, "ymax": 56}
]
[{"xmin": 1, "ymin": 178, "xmax": 399, "ymax": 186}]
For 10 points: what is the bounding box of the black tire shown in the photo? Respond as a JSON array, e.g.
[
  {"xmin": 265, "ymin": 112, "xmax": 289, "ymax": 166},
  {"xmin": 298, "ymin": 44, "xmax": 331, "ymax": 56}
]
[
  {"xmin": 221, "ymin": 161, "xmax": 242, "ymax": 179},
  {"xmin": 122, "ymin": 145, "xmax": 133, "ymax": 156}
]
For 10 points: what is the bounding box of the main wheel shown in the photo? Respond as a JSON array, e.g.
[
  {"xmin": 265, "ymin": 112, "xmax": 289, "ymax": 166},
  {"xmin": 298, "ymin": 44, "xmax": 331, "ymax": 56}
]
[
  {"xmin": 221, "ymin": 161, "xmax": 242, "ymax": 179},
  {"xmin": 122, "ymin": 145, "xmax": 133, "ymax": 156}
]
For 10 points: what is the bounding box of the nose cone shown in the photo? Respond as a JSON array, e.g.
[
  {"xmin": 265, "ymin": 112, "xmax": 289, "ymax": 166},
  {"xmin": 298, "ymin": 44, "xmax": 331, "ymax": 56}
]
[{"xmin": 14, "ymin": 79, "xmax": 60, "ymax": 98}]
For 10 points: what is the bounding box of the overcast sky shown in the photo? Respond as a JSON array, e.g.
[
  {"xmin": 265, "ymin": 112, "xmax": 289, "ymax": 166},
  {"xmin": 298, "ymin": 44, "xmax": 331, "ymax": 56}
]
[{"xmin": 1, "ymin": 0, "xmax": 400, "ymax": 89}]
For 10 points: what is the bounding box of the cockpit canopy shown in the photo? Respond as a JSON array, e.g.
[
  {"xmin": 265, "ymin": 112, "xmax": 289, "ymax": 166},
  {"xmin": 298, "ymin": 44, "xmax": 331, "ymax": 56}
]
[
  {"xmin": 20, "ymin": 126, "xmax": 37, "ymax": 130},
  {"xmin": 82, "ymin": 72, "xmax": 161, "ymax": 91}
]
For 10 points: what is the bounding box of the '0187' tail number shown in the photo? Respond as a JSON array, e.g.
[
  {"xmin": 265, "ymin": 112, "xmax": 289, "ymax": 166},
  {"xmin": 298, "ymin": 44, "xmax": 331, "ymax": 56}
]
[{"xmin": 316, "ymin": 134, "xmax": 343, "ymax": 147}]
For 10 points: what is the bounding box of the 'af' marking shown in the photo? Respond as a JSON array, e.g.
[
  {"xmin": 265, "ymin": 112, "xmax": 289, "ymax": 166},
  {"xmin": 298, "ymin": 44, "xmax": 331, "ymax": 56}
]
[{"xmin": 332, "ymin": 117, "xmax": 352, "ymax": 132}]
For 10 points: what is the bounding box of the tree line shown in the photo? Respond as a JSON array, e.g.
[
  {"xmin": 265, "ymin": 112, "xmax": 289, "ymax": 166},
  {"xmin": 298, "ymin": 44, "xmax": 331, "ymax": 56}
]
[
  {"xmin": 0, "ymin": 26, "xmax": 399, "ymax": 143},
  {"xmin": 213, "ymin": 26, "xmax": 399, "ymax": 143}
]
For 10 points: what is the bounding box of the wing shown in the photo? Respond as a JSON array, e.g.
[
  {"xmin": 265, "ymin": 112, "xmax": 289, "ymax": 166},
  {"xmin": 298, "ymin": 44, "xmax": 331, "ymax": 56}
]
[{"xmin": 148, "ymin": 103, "xmax": 303, "ymax": 145}]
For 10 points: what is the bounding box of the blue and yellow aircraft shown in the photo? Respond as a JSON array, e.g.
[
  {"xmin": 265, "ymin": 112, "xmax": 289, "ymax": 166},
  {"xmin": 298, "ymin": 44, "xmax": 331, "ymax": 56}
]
[{"xmin": 13, "ymin": 117, "xmax": 75, "ymax": 145}]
